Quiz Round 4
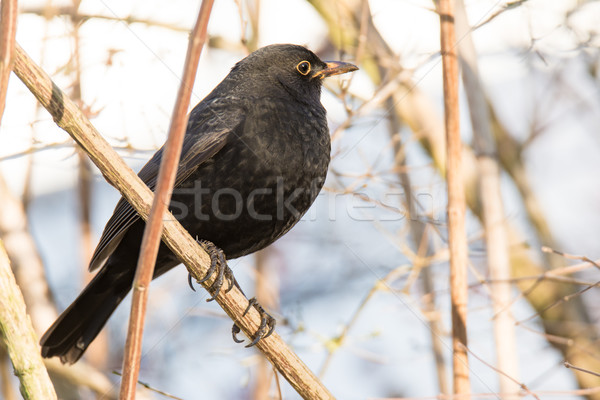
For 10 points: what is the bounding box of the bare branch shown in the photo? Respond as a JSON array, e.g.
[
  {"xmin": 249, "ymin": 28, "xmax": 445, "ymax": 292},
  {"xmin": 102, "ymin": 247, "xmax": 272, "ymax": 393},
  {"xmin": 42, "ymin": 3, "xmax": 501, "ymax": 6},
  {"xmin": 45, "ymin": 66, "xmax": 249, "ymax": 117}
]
[
  {"xmin": 0, "ymin": 242, "xmax": 57, "ymax": 399},
  {"xmin": 0, "ymin": 0, "xmax": 17, "ymax": 125},
  {"xmin": 437, "ymin": 0, "xmax": 470, "ymax": 394}
]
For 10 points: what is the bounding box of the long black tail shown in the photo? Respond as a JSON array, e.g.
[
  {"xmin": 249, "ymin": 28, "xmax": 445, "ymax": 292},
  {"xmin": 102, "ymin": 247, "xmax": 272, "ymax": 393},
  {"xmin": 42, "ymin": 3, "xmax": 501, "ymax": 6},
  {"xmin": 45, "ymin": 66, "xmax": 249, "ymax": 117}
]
[{"xmin": 40, "ymin": 265, "xmax": 133, "ymax": 364}]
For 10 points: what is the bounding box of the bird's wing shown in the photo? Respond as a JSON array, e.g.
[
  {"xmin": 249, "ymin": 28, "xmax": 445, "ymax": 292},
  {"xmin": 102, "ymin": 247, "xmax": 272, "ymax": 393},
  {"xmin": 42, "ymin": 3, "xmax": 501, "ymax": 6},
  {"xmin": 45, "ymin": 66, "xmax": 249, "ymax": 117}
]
[{"xmin": 88, "ymin": 108, "xmax": 245, "ymax": 272}]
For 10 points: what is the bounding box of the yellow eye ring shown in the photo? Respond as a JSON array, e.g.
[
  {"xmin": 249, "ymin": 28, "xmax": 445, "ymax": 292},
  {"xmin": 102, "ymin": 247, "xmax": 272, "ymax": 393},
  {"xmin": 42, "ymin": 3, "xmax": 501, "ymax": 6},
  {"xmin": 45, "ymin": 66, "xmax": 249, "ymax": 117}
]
[{"xmin": 296, "ymin": 61, "xmax": 311, "ymax": 76}]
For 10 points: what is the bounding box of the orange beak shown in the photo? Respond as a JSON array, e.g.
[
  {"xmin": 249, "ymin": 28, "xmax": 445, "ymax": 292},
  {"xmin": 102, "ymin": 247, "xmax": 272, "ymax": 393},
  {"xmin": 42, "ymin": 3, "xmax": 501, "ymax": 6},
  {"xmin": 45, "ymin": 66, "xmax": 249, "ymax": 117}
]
[{"xmin": 312, "ymin": 61, "xmax": 358, "ymax": 79}]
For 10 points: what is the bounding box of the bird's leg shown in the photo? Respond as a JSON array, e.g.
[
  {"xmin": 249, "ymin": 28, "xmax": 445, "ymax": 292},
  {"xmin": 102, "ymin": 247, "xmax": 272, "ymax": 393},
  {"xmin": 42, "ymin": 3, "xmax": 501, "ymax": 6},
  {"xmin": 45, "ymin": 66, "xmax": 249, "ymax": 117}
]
[
  {"xmin": 191, "ymin": 239, "xmax": 276, "ymax": 346},
  {"xmin": 190, "ymin": 239, "xmax": 235, "ymax": 300},
  {"xmin": 232, "ymin": 298, "xmax": 276, "ymax": 347}
]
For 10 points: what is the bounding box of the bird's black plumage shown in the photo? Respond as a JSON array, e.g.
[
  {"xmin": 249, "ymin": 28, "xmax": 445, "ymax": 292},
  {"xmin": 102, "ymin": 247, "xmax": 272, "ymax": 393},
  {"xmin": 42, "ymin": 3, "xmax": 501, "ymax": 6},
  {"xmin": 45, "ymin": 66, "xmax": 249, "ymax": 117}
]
[{"xmin": 40, "ymin": 44, "xmax": 357, "ymax": 364}]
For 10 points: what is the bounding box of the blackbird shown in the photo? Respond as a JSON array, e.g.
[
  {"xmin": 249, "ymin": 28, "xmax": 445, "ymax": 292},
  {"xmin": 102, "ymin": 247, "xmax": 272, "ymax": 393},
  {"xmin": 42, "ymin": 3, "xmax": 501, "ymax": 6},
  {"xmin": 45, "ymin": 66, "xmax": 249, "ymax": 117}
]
[{"xmin": 40, "ymin": 44, "xmax": 358, "ymax": 364}]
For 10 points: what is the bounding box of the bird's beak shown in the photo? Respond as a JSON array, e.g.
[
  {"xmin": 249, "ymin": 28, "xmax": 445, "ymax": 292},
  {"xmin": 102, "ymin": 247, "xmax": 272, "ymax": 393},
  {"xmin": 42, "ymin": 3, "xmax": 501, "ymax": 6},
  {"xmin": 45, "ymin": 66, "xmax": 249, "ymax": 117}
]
[{"xmin": 313, "ymin": 61, "xmax": 358, "ymax": 79}]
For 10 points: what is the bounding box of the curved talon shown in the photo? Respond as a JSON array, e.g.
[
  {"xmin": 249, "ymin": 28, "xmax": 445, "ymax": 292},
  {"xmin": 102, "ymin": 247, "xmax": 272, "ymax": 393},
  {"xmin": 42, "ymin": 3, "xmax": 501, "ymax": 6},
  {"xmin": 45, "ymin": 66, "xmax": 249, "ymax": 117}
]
[
  {"xmin": 187, "ymin": 273, "xmax": 196, "ymax": 292},
  {"xmin": 263, "ymin": 319, "xmax": 276, "ymax": 340},
  {"xmin": 206, "ymin": 259, "xmax": 225, "ymax": 302},
  {"xmin": 195, "ymin": 239, "xmax": 233, "ymax": 302},
  {"xmin": 196, "ymin": 240, "xmax": 219, "ymax": 284},
  {"xmin": 232, "ymin": 297, "xmax": 276, "ymax": 347},
  {"xmin": 224, "ymin": 266, "xmax": 235, "ymax": 294},
  {"xmin": 194, "ymin": 240, "xmax": 275, "ymax": 346},
  {"xmin": 232, "ymin": 324, "xmax": 244, "ymax": 343},
  {"xmin": 243, "ymin": 297, "xmax": 258, "ymax": 316},
  {"xmin": 246, "ymin": 318, "xmax": 267, "ymax": 348}
]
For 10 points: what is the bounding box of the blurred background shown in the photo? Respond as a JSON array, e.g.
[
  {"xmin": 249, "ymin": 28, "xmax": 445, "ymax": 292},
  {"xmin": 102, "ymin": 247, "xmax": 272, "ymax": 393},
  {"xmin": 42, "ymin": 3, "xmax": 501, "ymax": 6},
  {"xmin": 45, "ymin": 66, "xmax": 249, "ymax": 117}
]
[{"xmin": 1, "ymin": 0, "xmax": 600, "ymax": 399}]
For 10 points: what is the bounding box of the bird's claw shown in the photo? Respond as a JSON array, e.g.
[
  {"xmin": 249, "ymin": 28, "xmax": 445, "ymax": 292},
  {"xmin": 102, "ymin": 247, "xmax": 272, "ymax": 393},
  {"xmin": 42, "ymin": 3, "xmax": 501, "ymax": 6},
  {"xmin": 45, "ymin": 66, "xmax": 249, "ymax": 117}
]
[
  {"xmin": 189, "ymin": 239, "xmax": 235, "ymax": 301},
  {"xmin": 232, "ymin": 297, "xmax": 276, "ymax": 347},
  {"xmin": 191, "ymin": 240, "xmax": 275, "ymax": 346}
]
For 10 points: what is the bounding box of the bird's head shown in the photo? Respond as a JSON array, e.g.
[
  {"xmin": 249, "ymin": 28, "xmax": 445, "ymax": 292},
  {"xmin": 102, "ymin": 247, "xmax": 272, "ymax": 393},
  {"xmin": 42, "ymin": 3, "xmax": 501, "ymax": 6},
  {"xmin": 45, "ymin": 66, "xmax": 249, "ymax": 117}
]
[{"xmin": 228, "ymin": 44, "xmax": 358, "ymax": 104}]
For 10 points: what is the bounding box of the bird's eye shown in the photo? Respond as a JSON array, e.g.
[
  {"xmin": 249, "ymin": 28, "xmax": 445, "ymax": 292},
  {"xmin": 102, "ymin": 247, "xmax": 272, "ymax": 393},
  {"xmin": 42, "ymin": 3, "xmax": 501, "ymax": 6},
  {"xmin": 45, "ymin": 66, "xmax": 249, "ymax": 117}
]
[{"xmin": 296, "ymin": 61, "xmax": 311, "ymax": 76}]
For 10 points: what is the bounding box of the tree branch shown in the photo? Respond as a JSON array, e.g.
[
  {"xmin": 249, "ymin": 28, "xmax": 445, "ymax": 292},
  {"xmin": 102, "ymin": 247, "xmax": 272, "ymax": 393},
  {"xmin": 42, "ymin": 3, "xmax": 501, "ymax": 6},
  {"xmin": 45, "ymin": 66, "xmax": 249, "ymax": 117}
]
[
  {"xmin": 0, "ymin": 241, "xmax": 57, "ymax": 399},
  {"xmin": 437, "ymin": 0, "xmax": 470, "ymax": 394}
]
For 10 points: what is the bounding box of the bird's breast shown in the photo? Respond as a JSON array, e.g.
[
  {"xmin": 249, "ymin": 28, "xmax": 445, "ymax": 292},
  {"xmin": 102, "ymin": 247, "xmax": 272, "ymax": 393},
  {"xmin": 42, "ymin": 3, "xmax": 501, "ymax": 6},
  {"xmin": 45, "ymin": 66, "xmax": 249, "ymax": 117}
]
[{"xmin": 173, "ymin": 98, "xmax": 331, "ymax": 258}]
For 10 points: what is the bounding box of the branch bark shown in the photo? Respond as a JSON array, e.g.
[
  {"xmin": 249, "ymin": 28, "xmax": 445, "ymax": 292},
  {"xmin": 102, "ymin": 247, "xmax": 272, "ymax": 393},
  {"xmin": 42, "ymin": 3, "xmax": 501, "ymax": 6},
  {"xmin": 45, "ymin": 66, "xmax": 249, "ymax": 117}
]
[
  {"xmin": 0, "ymin": 0, "xmax": 17, "ymax": 126},
  {"xmin": 0, "ymin": 241, "xmax": 57, "ymax": 400},
  {"xmin": 437, "ymin": 0, "xmax": 470, "ymax": 394}
]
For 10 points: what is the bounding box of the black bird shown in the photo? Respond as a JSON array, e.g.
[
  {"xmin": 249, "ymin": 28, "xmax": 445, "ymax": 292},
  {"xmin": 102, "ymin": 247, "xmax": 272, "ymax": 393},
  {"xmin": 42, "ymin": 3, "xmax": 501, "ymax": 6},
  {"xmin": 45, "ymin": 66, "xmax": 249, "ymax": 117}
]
[{"xmin": 40, "ymin": 44, "xmax": 357, "ymax": 364}]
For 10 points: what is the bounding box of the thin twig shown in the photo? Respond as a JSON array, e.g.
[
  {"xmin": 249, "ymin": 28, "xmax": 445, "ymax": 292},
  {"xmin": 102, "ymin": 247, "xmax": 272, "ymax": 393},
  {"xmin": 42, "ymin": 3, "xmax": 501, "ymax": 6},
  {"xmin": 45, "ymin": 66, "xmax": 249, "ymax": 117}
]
[
  {"xmin": 459, "ymin": 343, "xmax": 540, "ymax": 400},
  {"xmin": 517, "ymin": 279, "xmax": 600, "ymax": 325},
  {"xmin": 20, "ymin": 5, "xmax": 191, "ymax": 32},
  {"xmin": 119, "ymin": 1, "xmax": 214, "ymax": 398},
  {"xmin": 541, "ymin": 246, "xmax": 600, "ymax": 270},
  {"xmin": 113, "ymin": 371, "xmax": 183, "ymax": 400},
  {"xmin": 565, "ymin": 362, "xmax": 600, "ymax": 378},
  {"xmin": 472, "ymin": 0, "xmax": 530, "ymax": 31},
  {"xmin": 437, "ymin": 0, "xmax": 470, "ymax": 394}
]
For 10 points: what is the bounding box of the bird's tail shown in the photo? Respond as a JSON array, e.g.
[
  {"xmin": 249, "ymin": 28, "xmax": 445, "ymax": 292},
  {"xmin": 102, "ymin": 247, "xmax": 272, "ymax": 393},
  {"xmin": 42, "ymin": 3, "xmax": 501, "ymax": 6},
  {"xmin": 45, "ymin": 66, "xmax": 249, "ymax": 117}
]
[{"xmin": 40, "ymin": 265, "xmax": 133, "ymax": 364}]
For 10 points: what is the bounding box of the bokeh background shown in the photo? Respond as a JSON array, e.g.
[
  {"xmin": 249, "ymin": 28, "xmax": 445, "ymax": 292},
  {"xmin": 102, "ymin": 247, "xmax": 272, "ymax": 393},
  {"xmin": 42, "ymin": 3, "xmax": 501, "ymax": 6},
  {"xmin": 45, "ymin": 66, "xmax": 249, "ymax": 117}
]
[{"xmin": 1, "ymin": 0, "xmax": 600, "ymax": 399}]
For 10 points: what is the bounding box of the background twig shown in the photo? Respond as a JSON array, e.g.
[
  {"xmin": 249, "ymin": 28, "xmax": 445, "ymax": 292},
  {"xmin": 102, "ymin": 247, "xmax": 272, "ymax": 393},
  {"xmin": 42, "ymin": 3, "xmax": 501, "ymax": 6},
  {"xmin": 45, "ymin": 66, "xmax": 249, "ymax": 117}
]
[
  {"xmin": 454, "ymin": 0, "xmax": 519, "ymax": 396},
  {"xmin": 119, "ymin": 1, "xmax": 214, "ymax": 397},
  {"xmin": 0, "ymin": 0, "xmax": 18, "ymax": 125}
]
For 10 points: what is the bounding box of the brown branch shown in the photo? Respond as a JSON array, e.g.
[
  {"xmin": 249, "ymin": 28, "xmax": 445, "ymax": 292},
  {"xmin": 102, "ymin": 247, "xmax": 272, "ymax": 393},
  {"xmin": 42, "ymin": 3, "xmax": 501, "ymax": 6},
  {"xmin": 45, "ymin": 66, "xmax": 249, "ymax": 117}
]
[
  {"xmin": 437, "ymin": 0, "xmax": 470, "ymax": 394},
  {"xmin": 119, "ymin": 1, "xmax": 214, "ymax": 397},
  {"xmin": 0, "ymin": 241, "xmax": 57, "ymax": 399},
  {"xmin": 12, "ymin": 38, "xmax": 333, "ymax": 400},
  {"xmin": 0, "ymin": 0, "xmax": 17, "ymax": 126}
]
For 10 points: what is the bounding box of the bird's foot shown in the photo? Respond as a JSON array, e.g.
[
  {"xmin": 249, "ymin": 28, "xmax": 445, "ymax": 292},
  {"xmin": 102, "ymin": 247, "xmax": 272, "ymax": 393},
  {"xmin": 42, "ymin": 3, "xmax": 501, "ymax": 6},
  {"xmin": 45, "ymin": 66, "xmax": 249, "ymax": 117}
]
[
  {"xmin": 189, "ymin": 240, "xmax": 275, "ymax": 346},
  {"xmin": 188, "ymin": 239, "xmax": 235, "ymax": 301},
  {"xmin": 232, "ymin": 297, "xmax": 276, "ymax": 347}
]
